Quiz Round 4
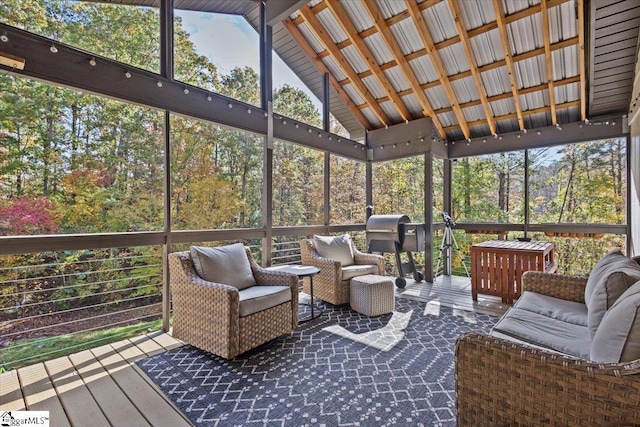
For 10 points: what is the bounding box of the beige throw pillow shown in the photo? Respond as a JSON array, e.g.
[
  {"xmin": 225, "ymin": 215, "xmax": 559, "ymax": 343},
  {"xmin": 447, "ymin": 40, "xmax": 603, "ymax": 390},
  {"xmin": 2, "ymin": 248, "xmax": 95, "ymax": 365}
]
[
  {"xmin": 585, "ymin": 249, "xmax": 640, "ymax": 337},
  {"xmin": 190, "ymin": 243, "xmax": 256, "ymax": 290},
  {"xmin": 313, "ymin": 234, "xmax": 355, "ymax": 266},
  {"xmin": 590, "ymin": 280, "xmax": 640, "ymax": 363}
]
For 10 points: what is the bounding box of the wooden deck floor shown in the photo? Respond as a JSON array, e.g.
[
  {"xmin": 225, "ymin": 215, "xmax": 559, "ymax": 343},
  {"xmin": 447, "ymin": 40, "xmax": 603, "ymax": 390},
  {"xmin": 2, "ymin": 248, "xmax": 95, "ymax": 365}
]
[
  {"xmin": 0, "ymin": 331, "xmax": 191, "ymax": 427},
  {"xmin": 0, "ymin": 275, "xmax": 508, "ymax": 427},
  {"xmin": 396, "ymin": 274, "xmax": 510, "ymax": 317}
]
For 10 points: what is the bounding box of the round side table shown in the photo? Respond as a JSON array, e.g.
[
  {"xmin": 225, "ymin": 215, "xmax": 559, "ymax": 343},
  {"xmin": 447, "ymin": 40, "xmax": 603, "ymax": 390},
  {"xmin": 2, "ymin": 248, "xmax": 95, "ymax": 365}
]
[{"xmin": 265, "ymin": 264, "xmax": 321, "ymax": 323}]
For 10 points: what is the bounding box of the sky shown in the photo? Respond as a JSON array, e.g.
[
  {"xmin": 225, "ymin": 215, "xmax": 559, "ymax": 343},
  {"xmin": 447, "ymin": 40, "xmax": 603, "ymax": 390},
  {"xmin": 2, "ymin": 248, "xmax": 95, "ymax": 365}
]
[{"xmin": 176, "ymin": 11, "xmax": 322, "ymax": 110}]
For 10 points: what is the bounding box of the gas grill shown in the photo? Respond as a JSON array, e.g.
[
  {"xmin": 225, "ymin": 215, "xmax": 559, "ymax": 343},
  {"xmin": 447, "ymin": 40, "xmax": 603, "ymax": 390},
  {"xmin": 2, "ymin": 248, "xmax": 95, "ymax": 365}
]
[{"xmin": 365, "ymin": 214, "xmax": 424, "ymax": 288}]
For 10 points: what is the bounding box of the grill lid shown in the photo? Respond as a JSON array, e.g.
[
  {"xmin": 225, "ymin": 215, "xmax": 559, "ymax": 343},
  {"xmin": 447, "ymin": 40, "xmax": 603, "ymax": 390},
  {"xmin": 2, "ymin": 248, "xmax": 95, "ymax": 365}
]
[{"xmin": 365, "ymin": 215, "xmax": 411, "ymax": 234}]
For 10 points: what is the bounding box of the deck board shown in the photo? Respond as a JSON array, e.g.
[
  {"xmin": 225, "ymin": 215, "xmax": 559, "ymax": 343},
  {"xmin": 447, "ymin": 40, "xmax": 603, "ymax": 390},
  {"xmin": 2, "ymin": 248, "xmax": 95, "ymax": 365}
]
[
  {"xmin": 129, "ymin": 334, "xmax": 164, "ymax": 356},
  {"xmin": 0, "ymin": 369, "xmax": 26, "ymax": 411},
  {"xmin": 91, "ymin": 343, "xmax": 191, "ymax": 427},
  {"xmin": 17, "ymin": 363, "xmax": 71, "ymax": 427},
  {"xmin": 68, "ymin": 348, "xmax": 151, "ymax": 427},
  {"xmin": 43, "ymin": 356, "xmax": 110, "ymax": 427}
]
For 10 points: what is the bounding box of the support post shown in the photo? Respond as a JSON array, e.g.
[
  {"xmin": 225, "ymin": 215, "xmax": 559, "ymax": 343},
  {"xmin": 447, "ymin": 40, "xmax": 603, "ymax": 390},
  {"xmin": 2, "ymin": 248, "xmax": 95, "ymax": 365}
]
[
  {"xmin": 424, "ymin": 152, "xmax": 434, "ymax": 282},
  {"xmin": 160, "ymin": 0, "xmax": 173, "ymax": 333},
  {"xmin": 260, "ymin": 2, "xmax": 274, "ymax": 266},
  {"xmin": 524, "ymin": 149, "xmax": 530, "ymax": 238},
  {"xmin": 323, "ymin": 73, "xmax": 330, "ymax": 229}
]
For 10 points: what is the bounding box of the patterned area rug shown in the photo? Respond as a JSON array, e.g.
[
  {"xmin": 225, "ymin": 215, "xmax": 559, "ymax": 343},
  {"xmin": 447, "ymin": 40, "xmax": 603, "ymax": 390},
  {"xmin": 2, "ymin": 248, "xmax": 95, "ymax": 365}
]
[{"xmin": 137, "ymin": 298, "xmax": 497, "ymax": 427}]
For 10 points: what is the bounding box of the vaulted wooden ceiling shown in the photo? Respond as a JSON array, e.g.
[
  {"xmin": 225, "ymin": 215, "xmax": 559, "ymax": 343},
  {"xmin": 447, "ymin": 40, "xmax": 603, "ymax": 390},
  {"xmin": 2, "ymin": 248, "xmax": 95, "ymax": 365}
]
[{"xmin": 285, "ymin": 0, "xmax": 586, "ymax": 142}]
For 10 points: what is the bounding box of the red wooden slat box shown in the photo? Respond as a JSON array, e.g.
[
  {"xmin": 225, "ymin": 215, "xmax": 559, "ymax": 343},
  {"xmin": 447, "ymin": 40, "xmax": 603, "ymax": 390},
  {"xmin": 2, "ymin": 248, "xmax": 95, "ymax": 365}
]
[{"xmin": 470, "ymin": 240, "xmax": 557, "ymax": 304}]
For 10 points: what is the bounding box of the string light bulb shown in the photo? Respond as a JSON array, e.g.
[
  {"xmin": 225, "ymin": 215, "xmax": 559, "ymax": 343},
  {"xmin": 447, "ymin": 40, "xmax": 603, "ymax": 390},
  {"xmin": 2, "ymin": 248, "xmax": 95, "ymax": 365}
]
[
  {"xmin": 89, "ymin": 57, "xmax": 96, "ymax": 66},
  {"xmin": 156, "ymin": 81, "xmax": 163, "ymax": 87},
  {"xmin": 125, "ymin": 70, "xmax": 132, "ymax": 78},
  {"xmin": 207, "ymin": 95, "xmax": 212, "ymax": 101},
  {"xmin": 228, "ymin": 103, "xmax": 233, "ymax": 109},
  {"xmin": 183, "ymin": 88, "xmax": 189, "ymax": 94},
  {"xmin": 247, "ymin": 108, "xmax": 252, "ymax": 114},
  {"xmin": 1, "ymin": 32, "xmax": 9, "ymax": 42},
  {"xmin": 50, "ymin": 44, "xmax": 58, "ymax": 53}
]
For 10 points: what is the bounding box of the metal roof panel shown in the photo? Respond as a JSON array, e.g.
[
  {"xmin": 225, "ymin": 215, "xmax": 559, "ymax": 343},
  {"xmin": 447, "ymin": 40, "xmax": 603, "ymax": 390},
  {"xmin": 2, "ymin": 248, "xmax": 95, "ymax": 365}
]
[
  {"xmin": 363, "ymin": 33, "xmax": 394, "ymax": 65},
  {"xmin": 384, "ymin": 66, "xmax": 411, "ymax": 92},
  {"xmin": 340, "ymin": 0, "xmax": 373, "ymax": 32},
  {"xmin": 390, "ymin": 18, "xmax": 425, "ymax": 55},
  {"xmin": 316, "ymin": 8, "xmax": 348, "ymax": 44},
  {"xmin": 422, "ymin": 1, "xmax": 457, "ymax": 43}
]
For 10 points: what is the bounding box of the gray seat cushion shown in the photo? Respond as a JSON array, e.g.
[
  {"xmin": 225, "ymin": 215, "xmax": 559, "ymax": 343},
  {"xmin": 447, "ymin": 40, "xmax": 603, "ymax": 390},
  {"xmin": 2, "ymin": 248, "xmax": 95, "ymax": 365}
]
[
  {"xmin": 341, "ymin": 264, "xmax": 379, "ymax": 281},
  {"xmin": 238, "ymin": 285, "xmax": 291, "ymax": 317},
  {"xmin": 190, "ymin": 243, "xmax": 256, "ymax": 290},
  {"xmin": 491, "ymin": 307, "xmax": 591, "ymax": 359},
  {"xmin": 591, "ymin": 280, "xmax": 640, "ymax": 363},
  {"xmin": 514, "ymin": 291, "xmax": 588, "ymax": 327},
  {"xmin": 584, "ymin": 250, "xmax": 640, "ymax": 337},
  {"xmin": 313, "ymin": 234, "xmax": 355, "ymax": 266}
]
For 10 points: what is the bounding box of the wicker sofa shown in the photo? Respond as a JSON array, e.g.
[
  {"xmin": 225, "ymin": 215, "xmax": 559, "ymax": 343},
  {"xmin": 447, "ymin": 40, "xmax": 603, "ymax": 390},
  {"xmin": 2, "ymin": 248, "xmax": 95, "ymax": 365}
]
[
  {"xmin": 455, "ymin": 251, "xmax": 640, "ymax": 426},
  {"xmin": 169, "ymin": 244, "xmax": 299, "ymax": 359},
  {"xmin": 300, "ymin": 235, "xmax": 384, "ymax": 305}
]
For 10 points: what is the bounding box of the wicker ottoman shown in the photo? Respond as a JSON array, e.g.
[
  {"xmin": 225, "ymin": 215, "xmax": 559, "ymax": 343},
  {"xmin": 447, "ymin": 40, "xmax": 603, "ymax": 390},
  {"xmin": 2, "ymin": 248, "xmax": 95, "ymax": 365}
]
[{"xmin": 349, "ymin": 274, "xmax": 395, "ymax": 317}]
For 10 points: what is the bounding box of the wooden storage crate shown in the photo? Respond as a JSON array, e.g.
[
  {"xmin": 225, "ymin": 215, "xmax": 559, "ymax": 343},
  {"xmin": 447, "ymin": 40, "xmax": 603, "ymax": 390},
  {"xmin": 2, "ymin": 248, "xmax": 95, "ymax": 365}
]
[{"xmin": 470, "ymin": 240, "xmax": 557, "ymax": 303}]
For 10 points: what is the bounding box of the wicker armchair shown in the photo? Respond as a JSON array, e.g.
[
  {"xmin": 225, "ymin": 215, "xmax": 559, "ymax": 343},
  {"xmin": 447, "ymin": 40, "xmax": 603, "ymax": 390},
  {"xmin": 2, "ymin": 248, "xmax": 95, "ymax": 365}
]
[
  {"xmin": 455, "ymin": 271, "xmax": 640, "ymax": 426},
  {"xmin": 169, "ymin": 247, "xmax": 298, "ymax": 359},
  {"xmin": 300, "ymin": 238, "xmax": 384, "ymax": 305}
]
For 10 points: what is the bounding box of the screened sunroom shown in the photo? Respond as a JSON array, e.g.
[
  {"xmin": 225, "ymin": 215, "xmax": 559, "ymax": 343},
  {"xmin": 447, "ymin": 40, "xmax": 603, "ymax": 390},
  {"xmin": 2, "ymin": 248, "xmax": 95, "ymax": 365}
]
[{"xmin": 1, "ymin": 0, "xmax": 639, "ymax": 425}]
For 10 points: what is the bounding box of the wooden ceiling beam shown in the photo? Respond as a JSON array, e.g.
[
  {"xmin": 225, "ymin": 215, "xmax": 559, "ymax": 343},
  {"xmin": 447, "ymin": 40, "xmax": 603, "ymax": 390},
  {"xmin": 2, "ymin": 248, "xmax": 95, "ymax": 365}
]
[
  {"xmin": 325, "ymin": 0, "xmax": 413, "ymax": 122},
  {"xmin": 424, "ymin": 76, "xmax": 581, "ymax": 115},
  {"xmin": 540, "ymin": 0, "xmax": 557, "ymax": 125},
  {"xmin": 448, "ymin": 0, "xmax": 497, "ymax": 135},
  {"xmin": 493, "ymin": 0, "xmax": 525, "ymax": 131},
  {"xmin": 577, "ymin": 0, "xmax": 586, "ymax": 121},
  {"xmin": 298, "ymin": 5, "xmax": 392, "ymax": 126},
  {"xmin": 282, "ymin": 18, "xmax": 371, "ymax": 130},
  {"xmin": 404, "ymin": 0, "xmax": 471, "ymax": 139},
  {"xmin": 442, "ymin": 100, "xmax": 581, "ymax": 132},
  {"xmin": 360, "ymin": 0, "xmax": 447, "ymax": 138}
]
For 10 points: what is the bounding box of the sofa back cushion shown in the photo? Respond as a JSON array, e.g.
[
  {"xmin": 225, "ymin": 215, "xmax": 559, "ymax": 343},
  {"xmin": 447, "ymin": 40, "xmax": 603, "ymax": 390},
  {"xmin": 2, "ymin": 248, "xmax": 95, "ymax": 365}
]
[
  {"xmin": 585, "ymin": 249, "xmax": 640, "ymax": 337},
  {"xmin": 190, "ymin": 243, "xmax": 256, "ymax": 290},
  {"xmin": 313, "ymin": 234, "xmax": 354, "ymax": 267},
  {"xmin": 590, "ymin": 280, "xmax": 640, "ymax": 363}
]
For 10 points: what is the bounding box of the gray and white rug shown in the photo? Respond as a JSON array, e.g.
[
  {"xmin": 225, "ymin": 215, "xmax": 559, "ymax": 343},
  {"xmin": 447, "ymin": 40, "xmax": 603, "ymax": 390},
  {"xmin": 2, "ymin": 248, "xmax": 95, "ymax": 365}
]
[{"xmin": 137, "ymin": 298, "xmax": 497, "ymax": 426}]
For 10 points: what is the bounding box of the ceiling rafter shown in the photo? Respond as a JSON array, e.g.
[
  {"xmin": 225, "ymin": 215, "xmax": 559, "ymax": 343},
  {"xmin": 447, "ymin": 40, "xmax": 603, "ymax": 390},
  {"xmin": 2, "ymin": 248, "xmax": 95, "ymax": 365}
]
[
  {"xmin": 493, "ymin": 0, "xmax": 525, "ymax": 131},
  {"xmin": 282, "ymin": 18, "xmax": 371, "ymax": 130},
  {"xmin": 443, "ymin": 100, "xmax": 581, "ymax": 132},
  {"xmin": 324, "ymin": 0, "xmax": 412, "ymax": 123},
  {"xmin": 359, "ymin": 0, "xmax": 446, "ymax": 138},
  {"xmin": 341, "ymin": 36, "xmax": 579, "ymax": 93},
  {"xmin": 577, "ymin": 0, "xmax": 586, "ymax": 121},
  {"xmin": 298, "ymin": 5, "xmax": 392, "ymax": 127},
  {"xmin": 403, "ymin": 0, "xmax": 471, "ymax": 139},
  {"xmin": 448, "ymin": 0, "xmax": 497, "ymax": 135},
  {"xmin": 540, "ymin": 0, "xmax": 558, "ymax": 125},
  {"xmin": 427, "ymin": 76, "xmax": 580, "ymax": 115}
]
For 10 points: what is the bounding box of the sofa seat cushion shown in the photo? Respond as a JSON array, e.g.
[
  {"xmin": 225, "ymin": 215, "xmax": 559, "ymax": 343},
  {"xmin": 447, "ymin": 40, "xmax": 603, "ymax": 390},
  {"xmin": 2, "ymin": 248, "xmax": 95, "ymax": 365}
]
[
  {"xmin": 591, "ymin": 280, "xmax": 640, "ymax": 363},
  {"xmin": 341, "ymin": 264, "xmax": 379, "ymax": 281},
  {"xmin": 190, "ymin": 243, "xmax": 256, "ymax": 290},
  {"xmin": 491, "ymin": 307, "xmax": 591, "ymax": 359},
  {"xmin": 585, "ymin": 249, "xmax": 640, "ymax": 337},
  {"xmin": 313, "ymin": 234, "xmax": 354, "ymax": 266},
  {"xmin": 514, "ymin": 291, "xmax": 588, "ymax": 326},
  {"xmin": 238, "ymin": 285, "xmax": 291, "ymax": 317}
]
